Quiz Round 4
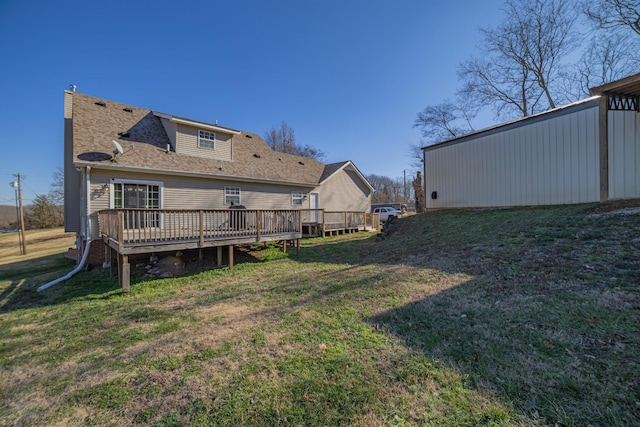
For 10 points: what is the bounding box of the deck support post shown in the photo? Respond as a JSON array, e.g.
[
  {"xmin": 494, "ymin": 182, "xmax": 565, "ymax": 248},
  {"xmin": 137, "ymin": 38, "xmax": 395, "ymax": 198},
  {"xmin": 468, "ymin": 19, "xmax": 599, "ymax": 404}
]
[
  {"xmin": 199, "ymin": 248, "xmax": 203, "ymax": 261},
  {"xmin": 228, "ymin": 245, "xmax": 234, "ymax": 270},
  {"xmin": 118, "ymin": 253, "xmax": 130, "ymax": 293},
  {"xmin": 296, "ymin": 239, "xmax": 300, "ymax": 255},
  {"xmin": 109, "ymin": 246, "xmax": 116, "ymax": 277},
  {"xmin": 283, "ymin": 239, "xmax": 287, "ymax": 253},
  {"xmin": 217, "ymin": 246, "xmax": 222, "ymax": 267}
]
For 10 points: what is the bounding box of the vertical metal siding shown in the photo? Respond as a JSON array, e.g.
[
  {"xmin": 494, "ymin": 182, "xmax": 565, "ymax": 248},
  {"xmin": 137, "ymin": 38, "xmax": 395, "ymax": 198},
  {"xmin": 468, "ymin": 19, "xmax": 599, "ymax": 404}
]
[
  {"xmin": 424, "ymin": 104, "xmax": 600, "ymax": 208},
  {"xmin": 608, "ymin": 110, "xmax": 640, "ymax": 199}
]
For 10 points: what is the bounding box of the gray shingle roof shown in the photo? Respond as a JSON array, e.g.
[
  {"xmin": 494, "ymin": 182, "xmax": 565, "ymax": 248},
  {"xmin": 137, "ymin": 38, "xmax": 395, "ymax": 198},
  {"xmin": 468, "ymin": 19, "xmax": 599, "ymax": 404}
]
[{"xmin": 71, "ymin": 92, "xmax": 334, "ymax": 187}]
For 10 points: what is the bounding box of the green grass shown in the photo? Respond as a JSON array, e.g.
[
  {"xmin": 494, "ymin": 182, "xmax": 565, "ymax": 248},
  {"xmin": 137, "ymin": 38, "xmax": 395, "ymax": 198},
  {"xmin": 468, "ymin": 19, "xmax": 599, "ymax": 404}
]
[{"xmin": 1, "ymin": 203, "xmax": 639, "ymax": 426}]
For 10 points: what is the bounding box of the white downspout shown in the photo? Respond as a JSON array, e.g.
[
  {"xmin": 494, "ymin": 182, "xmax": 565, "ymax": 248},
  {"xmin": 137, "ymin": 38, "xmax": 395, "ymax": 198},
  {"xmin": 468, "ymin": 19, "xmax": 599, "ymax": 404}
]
[{"xmin": 38, "ymin": 166, "xmax": 92, "ymax": 292}]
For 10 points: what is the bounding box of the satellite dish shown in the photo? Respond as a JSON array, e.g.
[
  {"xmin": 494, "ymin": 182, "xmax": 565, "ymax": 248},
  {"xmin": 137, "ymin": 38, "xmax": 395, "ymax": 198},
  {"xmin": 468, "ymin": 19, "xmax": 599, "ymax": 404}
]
[
  {"xmin": 112, "ymin": 140, "xmax": 124, "ymax": 155},
  {"xmin": 111, "ymin": 140, "xmax": 125, "ymax": 162}
]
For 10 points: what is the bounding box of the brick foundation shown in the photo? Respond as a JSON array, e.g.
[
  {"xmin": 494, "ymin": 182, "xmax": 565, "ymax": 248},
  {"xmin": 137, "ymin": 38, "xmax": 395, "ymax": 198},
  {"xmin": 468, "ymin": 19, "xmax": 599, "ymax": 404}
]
[{"xmin": 74, "ymin": 240, "xmax": 107, "ymax": 267}]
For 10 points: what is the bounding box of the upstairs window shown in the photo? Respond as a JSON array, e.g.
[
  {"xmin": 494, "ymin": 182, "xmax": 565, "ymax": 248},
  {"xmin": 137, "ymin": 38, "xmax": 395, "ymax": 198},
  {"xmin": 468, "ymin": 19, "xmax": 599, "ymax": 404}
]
[
  {"xmin": 291, "ymin": 191, "xmax": 304, "ymax": 206},
  {"xmin": 198, "ymin": 130, "xmax": 215, "ymax": 149},
  {"xmin": 224, "ymin": 186, "xmax": 241, "ymax": 205}
]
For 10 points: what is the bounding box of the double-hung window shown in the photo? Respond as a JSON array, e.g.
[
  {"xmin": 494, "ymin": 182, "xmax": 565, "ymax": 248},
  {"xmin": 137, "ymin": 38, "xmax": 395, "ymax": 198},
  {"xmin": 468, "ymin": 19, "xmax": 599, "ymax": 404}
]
[
  {"xmin": 198, "ymin": 130, "xmax": 215, "ymax": 149},
  {"xmin": 291, "ymin": 191, "xmax": 304, "ymax": 206},
  {"xmin": 224, "ymin": 186, "xmax": 241, "ymax": 205}
]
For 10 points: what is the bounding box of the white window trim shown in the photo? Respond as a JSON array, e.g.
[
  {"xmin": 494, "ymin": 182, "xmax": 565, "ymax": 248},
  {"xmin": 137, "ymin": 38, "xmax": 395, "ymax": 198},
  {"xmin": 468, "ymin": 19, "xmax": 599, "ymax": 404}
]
[
  {"xmin": 291, "ymin": 191, "xmax": 304, "ymax": 206},
  {"xmin": 109, "ymin": 178, "xmax": 164, "ymax": 209},
  {"xmin": 198, "ymin": 130, "xmax": 216, "ymax": 150},
  {"xmin": 224, "ymin": 186, "xmax": 241, "ymax": 205}
]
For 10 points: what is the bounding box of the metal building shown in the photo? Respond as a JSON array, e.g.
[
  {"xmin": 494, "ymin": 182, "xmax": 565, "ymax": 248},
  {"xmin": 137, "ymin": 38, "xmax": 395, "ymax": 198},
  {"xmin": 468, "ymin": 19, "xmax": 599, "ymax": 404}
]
[{"xmin": 422, "ymin": 73, "xmax": 640, "ymax": 208}]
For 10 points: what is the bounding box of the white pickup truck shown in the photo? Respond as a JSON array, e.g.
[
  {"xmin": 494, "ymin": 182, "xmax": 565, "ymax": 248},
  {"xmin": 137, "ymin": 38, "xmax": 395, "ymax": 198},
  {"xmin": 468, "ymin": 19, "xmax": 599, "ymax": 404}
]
[{"xmin": 372, "ymin": 206, "xmax": 402, "ymax": 222}]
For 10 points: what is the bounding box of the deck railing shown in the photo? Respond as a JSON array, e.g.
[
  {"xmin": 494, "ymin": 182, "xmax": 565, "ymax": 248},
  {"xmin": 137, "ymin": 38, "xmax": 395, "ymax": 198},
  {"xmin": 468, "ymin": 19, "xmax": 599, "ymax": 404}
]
[
  {"xmin": 98, "ymin": 209, "xmax": 301, "ymax": 246},
  {"xmin": 299, "ymin": 209, "xmax": 379, "ymax": 235}
]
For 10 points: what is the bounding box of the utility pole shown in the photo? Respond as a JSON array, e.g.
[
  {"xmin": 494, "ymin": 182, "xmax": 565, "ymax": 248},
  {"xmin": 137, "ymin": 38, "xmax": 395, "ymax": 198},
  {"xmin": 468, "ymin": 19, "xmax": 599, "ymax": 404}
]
[{"xmin": 13, "ymin": 173, "xmax": 27, "ymax": 255}]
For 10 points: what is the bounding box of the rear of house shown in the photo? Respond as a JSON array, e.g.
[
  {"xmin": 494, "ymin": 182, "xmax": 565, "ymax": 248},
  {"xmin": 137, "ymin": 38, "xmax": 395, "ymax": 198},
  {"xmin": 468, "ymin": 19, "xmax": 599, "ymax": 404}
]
[{"xmin": 64, "ymin": 91, "xmax": 374, "ymax": 266}]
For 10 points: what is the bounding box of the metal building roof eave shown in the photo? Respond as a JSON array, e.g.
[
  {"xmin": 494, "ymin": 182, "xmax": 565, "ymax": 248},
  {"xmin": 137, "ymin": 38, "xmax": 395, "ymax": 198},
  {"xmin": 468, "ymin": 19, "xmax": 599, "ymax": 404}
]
[{"xmin": 422, "ymin": 96, "xmax": 602, "ymax": 152}]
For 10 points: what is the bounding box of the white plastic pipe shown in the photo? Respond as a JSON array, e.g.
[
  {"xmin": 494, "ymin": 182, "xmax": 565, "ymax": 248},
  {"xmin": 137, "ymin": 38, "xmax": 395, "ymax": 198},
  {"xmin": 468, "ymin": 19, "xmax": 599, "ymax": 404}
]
[
  {"xmin": 37, "ymin": 166, "xmax": 93, "ymax": 292},
  {"xmin": 37, "ymin": 239, "xmax": 91, "ymax": 292}
]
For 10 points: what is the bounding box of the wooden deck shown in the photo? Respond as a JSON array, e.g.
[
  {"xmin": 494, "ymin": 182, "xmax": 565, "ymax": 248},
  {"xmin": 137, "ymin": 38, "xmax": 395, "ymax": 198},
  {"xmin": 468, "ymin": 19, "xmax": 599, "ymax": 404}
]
[
  {"xmin": 299, "ymin": 209, "xmax": 379, "ymax": 237},
  {"xmin": 98, "ymin": 208, "xmax": 379, "ymax": 292}
]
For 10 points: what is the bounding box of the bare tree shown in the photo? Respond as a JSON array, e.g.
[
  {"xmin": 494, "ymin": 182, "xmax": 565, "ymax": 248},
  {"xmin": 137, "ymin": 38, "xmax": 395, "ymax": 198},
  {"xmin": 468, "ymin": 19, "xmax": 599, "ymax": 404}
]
[
  {"xmin": 414, "ymin": 101, "xmax": 476, "ymax": 143},
  {"xmin": 47, "ymin": 167, "xmax": 65, "ymax": 226},
  {"xmin": 49, "ymin": 167, "xmax": 64, "ymax": 206},
  {"xmin": 458, "ymin": 0, "xmax": 578, "ymax": 119},
  {"xmin": 263, "ymin": 121, "xmax": 325, "ymax": 160},
  {"xmin": 365, "ymin": 174, "xmax": 404, "ymax": 204},
  {"xmin": 409, "ymin": 100, "xmax": 477, "ymax": 170},
  {"xmin": 568, "ymin": 33, "xmax": 640, "ymax": 98},
  {"xmin": 584, "ymin": 0, "xmax": 640, "ymax": 36}
]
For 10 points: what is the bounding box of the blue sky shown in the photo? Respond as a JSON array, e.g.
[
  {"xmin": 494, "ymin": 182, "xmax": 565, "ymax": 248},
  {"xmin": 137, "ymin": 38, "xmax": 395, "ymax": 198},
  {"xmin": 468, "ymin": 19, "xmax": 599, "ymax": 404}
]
[{"xmin": 0, "ymin": 0, "xmax": 505, "ymax": 205}]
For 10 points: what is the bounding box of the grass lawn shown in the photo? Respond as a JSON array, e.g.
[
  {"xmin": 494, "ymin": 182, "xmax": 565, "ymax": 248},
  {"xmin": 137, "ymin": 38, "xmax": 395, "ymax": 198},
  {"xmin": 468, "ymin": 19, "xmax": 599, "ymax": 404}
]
[{"xmin": 0, "ymin": 205, "xmax": 638, "ymax": 426}]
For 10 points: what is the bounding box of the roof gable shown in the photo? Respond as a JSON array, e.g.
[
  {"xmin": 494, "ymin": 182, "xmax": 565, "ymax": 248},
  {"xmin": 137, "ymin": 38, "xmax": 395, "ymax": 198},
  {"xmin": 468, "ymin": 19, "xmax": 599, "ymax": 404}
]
[
  {"xmin": 320, "ymin": 161, "xmax": 374, "ymax": 191},
  {"xmin": 69, "ymin": 92, "xmax": 328, "ymax": 186}
]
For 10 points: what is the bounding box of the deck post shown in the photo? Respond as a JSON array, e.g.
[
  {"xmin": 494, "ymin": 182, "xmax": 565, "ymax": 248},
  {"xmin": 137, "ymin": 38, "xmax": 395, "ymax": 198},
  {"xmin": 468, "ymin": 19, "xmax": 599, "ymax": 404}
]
[
  {"xmin": 296, "ymin": 239, "xmax": 300, "ymax": 255},
  {"xmin": 117, "ymin": 211, "xmax": 124, "ymax": 251},
  {"xmin": 256, "ymin": 211, "xmax": 261, "ymax": 241},
  {"xmin": 217, "ymin": 246, "xmax": 222, "ymax": 267},
  {"xmin": 228, "ymin": 245, "xmax": 234, "ymax": 270},
  {"xmin": 109, "ymin": 246, "xmax": 115, "ymax": 277},
  {"xmin": 199, "ymin": 210, "xmax": 204, "ymax": 248},
  {"xmin": 118, "ymin": 253, "xmax": 130, "ymax": 293},
  {"xmin": 283, "ymin": 239, "xmax": 287, "ymax": 253}
]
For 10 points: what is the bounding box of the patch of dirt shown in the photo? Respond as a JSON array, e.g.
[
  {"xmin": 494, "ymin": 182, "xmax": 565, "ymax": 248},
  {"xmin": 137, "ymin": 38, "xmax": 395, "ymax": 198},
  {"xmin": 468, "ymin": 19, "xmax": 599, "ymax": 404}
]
[
  {"xmin": 376, "ymin": 216, "xmax": 402, "ymax": 240},
  {"xmin": 586, "ymin": 198, "xmax": 640, "ymax": 214},
  {"xmin": 132, "ymin": 246, "xmax": 262, "ymax": 279}
]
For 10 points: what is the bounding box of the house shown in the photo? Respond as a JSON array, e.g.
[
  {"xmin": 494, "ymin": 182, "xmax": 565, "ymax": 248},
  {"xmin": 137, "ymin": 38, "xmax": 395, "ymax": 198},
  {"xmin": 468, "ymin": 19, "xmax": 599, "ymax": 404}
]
[
  {"xmin": 63, "ymin": 90, "xmax": 374, "ymax": 282},
  {"xmin": 422, "ymin": 73, "xmax": 640, "ymax": 209}
]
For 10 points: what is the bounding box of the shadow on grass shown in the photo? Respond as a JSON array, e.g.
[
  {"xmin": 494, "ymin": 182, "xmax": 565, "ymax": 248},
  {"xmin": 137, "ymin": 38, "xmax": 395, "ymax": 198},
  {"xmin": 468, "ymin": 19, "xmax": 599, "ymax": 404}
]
[
  {"xmin": 0, "ymin": 244, "xmax": 270, "ymax": 314},
  {"xmin": 0, "ymin": 253, "xmax": 122, "ymax": 314},
  {"xmin": 355, "ymin": 207, "xmax": 639, "ymax": 426}
]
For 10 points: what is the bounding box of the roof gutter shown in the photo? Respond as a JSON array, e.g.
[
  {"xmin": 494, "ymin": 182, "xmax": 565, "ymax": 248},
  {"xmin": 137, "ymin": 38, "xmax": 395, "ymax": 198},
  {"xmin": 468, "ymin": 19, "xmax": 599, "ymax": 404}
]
[
  {"xmin": 72, "ymin": 161, "xmax": 319, "ymax": 188},
  {"xmin": 422, "ymin": 96, "xmax": 602, "ymax": 152},
  {"xmin": 153, "ymin": 112, "xmax": 241, "ymax": 135}
]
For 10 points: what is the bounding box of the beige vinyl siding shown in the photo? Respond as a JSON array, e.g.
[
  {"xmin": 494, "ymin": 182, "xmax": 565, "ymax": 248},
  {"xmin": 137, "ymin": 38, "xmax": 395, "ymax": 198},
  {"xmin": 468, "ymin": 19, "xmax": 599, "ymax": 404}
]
[
  {"xmin": 608, "ymin": 110, "xmax": 640, "ymax": 199},
  {"xmin": 88, "ymin": 169, "xmax": 112, "ymax": 239},
  {"xmin": 87, "ymin": 169, "xmax": 316, "ymax": 237},
  {"xmin": 314, "ymin": 168, "xmax": 372, "ymax": 212},
  {"xmin": 159, "ymin": 118, "xmax": 177, "ymax": 150},
  {"xmin": 424, "ymin": 104, "xmax": 600, "ymax": 208},
  {"xmin": 175, "ymin": 124, "xmax": 232, "ymax": 161}
]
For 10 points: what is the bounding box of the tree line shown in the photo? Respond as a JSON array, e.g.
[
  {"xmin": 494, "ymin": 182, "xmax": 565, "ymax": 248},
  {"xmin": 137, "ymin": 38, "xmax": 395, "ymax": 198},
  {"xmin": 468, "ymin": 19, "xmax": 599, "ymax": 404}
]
[
  {"xmin": 2, "ymin": 168, "xmax": 64, "ymax": 230},
  {"xmin": 411, "ymin": 0, "xmax": 640, "ymax": 163}
]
